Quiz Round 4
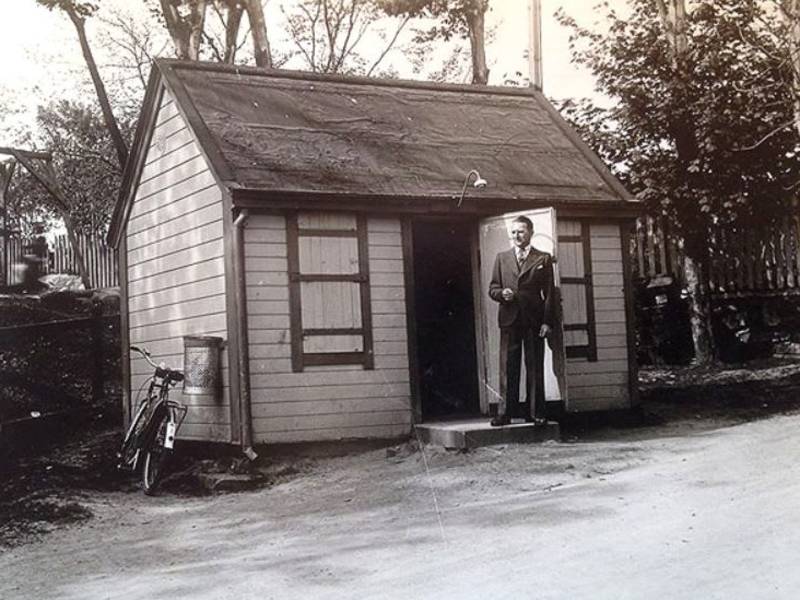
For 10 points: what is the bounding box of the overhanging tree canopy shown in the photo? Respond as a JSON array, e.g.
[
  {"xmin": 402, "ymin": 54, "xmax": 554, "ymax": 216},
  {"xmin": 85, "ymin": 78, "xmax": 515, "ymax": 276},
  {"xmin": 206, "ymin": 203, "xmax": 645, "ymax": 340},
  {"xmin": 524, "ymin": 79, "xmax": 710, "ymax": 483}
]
[{"xmin": 557, "ymin": 0, "xmax": 800, "ymax": 362}]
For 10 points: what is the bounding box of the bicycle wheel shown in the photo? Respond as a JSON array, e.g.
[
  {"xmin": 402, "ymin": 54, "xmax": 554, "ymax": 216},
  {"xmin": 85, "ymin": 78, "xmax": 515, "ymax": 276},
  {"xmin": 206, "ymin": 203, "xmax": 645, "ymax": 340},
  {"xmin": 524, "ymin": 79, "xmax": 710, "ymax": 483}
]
[
  {"xmin": 142, "ymin": 408, "xmax": 172, "ymax": 495},
  {"xmin": 119, "ymin": 402, "xmax": 149, "ymax": 470}
]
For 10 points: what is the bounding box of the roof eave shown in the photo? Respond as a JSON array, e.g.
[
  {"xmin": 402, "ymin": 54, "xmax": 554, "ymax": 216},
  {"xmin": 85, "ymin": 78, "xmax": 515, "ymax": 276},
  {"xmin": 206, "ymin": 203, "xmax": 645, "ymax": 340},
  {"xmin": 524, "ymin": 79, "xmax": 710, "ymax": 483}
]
[
  {"xmin": 107, "ymin": 67, "xmax": 163, "ymax": 248},
  {"xmin": 230, "ymin": 188, "xmax": 642, "ymax": 218}
]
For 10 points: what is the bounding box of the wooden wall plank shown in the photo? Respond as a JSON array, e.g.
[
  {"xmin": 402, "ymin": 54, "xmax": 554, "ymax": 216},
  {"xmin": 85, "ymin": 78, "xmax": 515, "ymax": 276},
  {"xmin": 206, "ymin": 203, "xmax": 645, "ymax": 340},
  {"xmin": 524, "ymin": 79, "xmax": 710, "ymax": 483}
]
[
  {"xmin": 245, "ymin": 228, "xmax": 287, "ymax": 244},
  {"xmin": 129, "ymin": 295, "xmax": 229, "ymax": 328},
  {"xmin": 135, "ymin": 155, "xmax": 210, "ymax": 200},
  {"xmin": 261, "ymin": 424, "xmax": 409, "ymax": 444},
  {"xmin": 127, "ymin": 257, "xmax": 225, "ymax": 297},
  {"xmin": 129, "ymin": 312, "xmax": 227, "ymax": 342},
  {"xmin": 128, "ymin": 238, "xmax": 225, "ymax": 282},
  {"xmin": 129, "ymin": 275, "xmax": 225, "ymax": 312},
  {"xmin": 128, "ymin": 200, "xmax": 222, "ymax": 250},
  {"xmin": 249, "ymin": 382, "xmax": 411, "ymax": 402},
  {"xmin": 252, "ymin": 410, "xmax": 411, "ymax": 433},
  {"xmin": 128, "ymin": 174, "xmax": 218, "ymax": 232},
  {"xmin": 251, "ymin": 397, "xmax": 412, "ymax": 418},
  {"xmin": 128, "ymin": 220, "xmax": 224, "ymax": 267},
  {"xmin": 566, "ymin": 359, "xmax": 629, "ymax": 374},
  {"xmin": 245, "ymin": 213, "xmax": 411, "ymax": 442},
  {"xmin": 569, "ymin": 383, "xmax": 629, "ymax": 400}
]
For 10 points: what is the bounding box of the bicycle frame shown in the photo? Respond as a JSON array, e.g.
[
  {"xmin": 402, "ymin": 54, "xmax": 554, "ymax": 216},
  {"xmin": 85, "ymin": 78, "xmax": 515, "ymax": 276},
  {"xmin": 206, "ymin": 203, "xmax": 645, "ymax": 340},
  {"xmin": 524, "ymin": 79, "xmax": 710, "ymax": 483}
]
[{"xmin": 120, "ymin": 346, "xmax": 186, "ymax": 473}]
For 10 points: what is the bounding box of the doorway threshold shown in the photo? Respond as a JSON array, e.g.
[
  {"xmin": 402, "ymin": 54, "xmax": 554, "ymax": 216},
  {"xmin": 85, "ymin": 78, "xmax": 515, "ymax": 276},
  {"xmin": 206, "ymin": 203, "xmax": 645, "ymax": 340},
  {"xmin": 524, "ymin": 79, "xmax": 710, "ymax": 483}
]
[{"xmin": 414, "ymin": 418, "xmax": 559, "ymax": 450}]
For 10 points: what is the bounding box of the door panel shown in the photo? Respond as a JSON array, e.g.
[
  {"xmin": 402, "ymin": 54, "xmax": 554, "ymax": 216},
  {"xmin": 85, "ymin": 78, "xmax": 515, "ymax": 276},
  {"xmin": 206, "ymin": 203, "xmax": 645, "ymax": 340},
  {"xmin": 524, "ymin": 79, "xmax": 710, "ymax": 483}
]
[{"xmin": 478, "ymin": 208, "xmax": 568, "ymax": 413}]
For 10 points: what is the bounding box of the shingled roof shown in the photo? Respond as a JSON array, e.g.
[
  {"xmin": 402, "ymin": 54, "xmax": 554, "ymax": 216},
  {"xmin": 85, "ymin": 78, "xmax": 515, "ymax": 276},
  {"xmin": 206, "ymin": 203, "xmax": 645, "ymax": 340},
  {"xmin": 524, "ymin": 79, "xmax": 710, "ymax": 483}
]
[{"xmin": 110, "ymin": 59, "xmax": 634, "ymax": 244}]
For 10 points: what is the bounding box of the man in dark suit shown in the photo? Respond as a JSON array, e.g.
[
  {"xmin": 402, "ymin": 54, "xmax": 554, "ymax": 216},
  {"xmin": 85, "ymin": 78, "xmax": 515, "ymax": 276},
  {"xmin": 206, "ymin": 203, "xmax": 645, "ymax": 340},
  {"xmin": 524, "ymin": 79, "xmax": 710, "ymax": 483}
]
[{"xmin": 488, "ymin": 215, "xmax": 555, "ymax": 426}]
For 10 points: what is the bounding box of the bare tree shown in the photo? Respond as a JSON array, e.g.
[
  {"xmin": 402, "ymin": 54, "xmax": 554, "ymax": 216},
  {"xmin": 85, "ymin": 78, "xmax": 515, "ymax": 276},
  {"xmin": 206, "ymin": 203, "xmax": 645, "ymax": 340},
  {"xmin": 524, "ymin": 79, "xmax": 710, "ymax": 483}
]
[
  {"xmin": 100, "ymin": 9, "xmax": 171, "ymax": 91},
  {"xmin": 245, "ymin": 0, "xmax": 273, "ymax": 66},
  {"xmin": 158, "ymin": 0, "xmax": 209, "ymax": 60},
  {"xmin": 282, "ymin": 0, "xmax": 411, "ymax": 75},
  {"xmin": 202, "ymin": 1, "xmax": 248, "ymax": 63},
  {"xmin": 377, "ymin": 0, "xmax": 490, "ymax": 84},
  {"xmin": 36, "ymin": 0, "xmax": 129, "ymax": 170}
]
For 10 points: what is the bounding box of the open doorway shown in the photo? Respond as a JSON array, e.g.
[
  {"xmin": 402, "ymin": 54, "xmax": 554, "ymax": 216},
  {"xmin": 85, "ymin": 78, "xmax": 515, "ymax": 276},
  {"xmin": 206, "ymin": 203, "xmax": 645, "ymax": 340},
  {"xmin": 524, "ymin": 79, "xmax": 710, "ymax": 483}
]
[{"xmin": 412, "ymin": 219, "xmax": 480, "ymax": 419}]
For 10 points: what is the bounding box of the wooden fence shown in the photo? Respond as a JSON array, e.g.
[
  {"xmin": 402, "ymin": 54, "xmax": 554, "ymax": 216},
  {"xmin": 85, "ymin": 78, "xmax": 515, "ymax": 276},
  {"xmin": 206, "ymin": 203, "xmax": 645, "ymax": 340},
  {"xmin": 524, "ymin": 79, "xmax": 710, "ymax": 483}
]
[
  {"xmin": 2, "ymin": 232, "xmax": 118, "ymax": 289},
  {"xmin": 634, "ymin": 216, "xmax": 800, "ymax": 296}
]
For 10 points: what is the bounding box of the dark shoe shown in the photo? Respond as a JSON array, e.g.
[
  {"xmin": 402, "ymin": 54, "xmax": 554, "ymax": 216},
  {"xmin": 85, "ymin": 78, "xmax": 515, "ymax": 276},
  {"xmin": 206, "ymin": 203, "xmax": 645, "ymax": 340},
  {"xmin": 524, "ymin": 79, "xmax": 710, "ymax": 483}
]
[{"xmin": 490, "ymin": 415, "xmax": 511, "ymax": 427}]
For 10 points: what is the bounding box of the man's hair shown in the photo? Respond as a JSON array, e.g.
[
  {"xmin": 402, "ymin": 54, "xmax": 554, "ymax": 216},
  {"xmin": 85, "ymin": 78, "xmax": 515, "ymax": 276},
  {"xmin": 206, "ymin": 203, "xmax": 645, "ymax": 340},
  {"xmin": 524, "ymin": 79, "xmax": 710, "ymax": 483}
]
[{"xmin": 512, "ymin": 215, "xmax": 533, "ymax": 231}]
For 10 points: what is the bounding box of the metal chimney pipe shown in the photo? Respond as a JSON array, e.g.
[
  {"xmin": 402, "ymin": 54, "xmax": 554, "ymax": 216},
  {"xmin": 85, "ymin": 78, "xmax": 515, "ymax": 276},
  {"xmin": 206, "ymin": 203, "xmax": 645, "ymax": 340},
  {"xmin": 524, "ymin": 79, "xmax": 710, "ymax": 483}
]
[{"xmin": 528, "ymin": 0, "xmax": 543, "ymax": 90}]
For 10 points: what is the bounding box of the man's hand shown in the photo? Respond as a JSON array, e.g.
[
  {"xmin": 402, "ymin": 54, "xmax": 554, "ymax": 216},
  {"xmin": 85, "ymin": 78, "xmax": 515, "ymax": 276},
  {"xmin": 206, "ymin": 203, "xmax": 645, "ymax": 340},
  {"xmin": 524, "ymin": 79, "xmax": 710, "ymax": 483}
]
[
  {"xmin": 501, "ymin": 288, "xmax": 514, "ymax": 302},
  {"xmin": 539, "ymin": 324, "xmax": 551, "ymax": 338}
]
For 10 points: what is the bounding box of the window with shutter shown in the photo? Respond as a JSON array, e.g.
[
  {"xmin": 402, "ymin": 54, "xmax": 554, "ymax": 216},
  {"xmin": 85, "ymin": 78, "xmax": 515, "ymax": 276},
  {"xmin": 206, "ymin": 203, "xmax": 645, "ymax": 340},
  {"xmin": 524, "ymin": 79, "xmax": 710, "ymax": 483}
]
[
  {"xmin": 557, "ymin": 220, "xmax": 598, "ymax": 361},
  {"xmin": 287, "ymin": 212, "xmax": 374, "ymax": 371}
]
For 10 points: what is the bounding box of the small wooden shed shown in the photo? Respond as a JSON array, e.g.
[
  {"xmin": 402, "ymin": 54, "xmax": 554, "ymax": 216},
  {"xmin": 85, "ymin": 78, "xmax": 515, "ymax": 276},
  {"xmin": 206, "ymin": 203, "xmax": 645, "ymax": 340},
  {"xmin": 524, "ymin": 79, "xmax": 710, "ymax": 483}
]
[{"xmin": 108, "ymin": 59, "xmax": 640, "ymax": 447}]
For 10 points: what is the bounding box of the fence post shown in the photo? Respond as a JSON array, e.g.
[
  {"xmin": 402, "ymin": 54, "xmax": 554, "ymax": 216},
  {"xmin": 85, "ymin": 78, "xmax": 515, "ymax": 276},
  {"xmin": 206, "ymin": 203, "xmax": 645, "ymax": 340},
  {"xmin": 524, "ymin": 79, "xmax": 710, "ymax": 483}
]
[{"xmin": 91, "ymin": 299, "xmax": 103, "ymax": 405}]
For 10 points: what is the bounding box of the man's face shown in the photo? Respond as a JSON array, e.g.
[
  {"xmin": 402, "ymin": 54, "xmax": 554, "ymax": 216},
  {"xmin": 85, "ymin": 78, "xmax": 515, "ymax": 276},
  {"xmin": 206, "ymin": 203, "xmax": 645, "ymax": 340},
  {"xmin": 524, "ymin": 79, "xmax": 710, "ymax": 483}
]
[{"xmin": 510, "ymin": 221, "xmax": 532, "ymax": 248}]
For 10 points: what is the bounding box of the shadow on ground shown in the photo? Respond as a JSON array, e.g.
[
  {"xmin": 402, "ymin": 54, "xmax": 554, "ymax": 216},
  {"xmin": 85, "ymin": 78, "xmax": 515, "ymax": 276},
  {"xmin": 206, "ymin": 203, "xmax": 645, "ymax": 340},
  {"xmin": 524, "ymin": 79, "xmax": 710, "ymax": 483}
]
[
  {"xmin": 4, "ymin": 357, "xmax": 800, "ymax": 548},
  {"xmin": 562, "ymin": 358, "xmax": 800, "ymax": 441}
]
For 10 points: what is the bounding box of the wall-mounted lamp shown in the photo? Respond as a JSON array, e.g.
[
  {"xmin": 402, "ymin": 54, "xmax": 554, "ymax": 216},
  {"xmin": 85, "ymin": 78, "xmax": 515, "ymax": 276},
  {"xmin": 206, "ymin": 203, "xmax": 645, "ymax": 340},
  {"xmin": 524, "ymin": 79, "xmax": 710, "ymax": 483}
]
[{"xmin": 457, "ymin": 169, "xmax": 488, "ymax": 208}]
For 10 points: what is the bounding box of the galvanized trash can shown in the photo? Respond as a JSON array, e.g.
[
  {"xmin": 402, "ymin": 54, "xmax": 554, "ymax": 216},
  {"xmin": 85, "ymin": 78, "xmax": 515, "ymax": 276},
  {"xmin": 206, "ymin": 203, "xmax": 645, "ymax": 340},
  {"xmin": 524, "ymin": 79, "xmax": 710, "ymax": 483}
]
[{"xmin": 183, "ymin": 335, "xmax": 224, "ymax": 397}]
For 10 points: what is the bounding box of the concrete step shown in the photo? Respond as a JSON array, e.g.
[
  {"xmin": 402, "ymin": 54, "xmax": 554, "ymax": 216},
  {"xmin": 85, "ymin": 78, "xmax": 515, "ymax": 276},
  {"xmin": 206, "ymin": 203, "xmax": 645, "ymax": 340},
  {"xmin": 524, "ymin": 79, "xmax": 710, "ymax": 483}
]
[{"xmin": 414, "ymin": 418, "xmax": 560, "ymax": 450}]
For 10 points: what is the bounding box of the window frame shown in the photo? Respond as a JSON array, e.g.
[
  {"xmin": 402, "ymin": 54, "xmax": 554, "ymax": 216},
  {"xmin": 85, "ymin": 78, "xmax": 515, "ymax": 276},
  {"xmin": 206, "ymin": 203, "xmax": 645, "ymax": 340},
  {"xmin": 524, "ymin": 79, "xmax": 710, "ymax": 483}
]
[
  {"xmin": 559, "ymin": 220, "xmax": 598, "ymax": 362},
  {"xmin": 286, "ymin": 212, "xmax": 374, "ymax": 372}
]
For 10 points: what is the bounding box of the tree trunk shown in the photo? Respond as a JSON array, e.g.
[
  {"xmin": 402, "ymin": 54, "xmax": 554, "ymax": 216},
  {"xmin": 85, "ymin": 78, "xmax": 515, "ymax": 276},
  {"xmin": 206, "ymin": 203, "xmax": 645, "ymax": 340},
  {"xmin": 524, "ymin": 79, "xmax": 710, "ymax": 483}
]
[
  {"xmin": 245, "ymin": 0, "xmax": 273, "ymax": 67},
  {"xmin": 159, "ymin": 0, "xmax": 208, "ymax": 60},
  {"xmin": 466, "ymin": 2, "xmax": 489, "ymax": 84},
  {"xmin": 224, "ymin": 2, "xmax": 245, "ymax": 63},
  {"xmin": 62, "ymin": 217, "xmax": 92, "ymax": 290},
  {"xmin": 66, "ymin": 8, "xmax": 129, "ymax": 170},
  {"xmin": 656, "ymin": 0, "xmax": 715, "ymax": 364},
  {"xmin": 683, "ymin": 253, "xmax": 713, "ymax": 364},
  {"xmin": 0, "ymin": 160, "xmax": 16, "ymax": 287}
]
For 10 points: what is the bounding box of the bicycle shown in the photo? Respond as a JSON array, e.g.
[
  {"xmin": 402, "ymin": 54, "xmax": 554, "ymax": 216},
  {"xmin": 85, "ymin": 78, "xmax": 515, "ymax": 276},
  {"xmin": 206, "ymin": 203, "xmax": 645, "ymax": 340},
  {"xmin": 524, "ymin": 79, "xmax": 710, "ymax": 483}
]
[{"xmin": 118, "ymin": 345, "xmax": 187, "ymax": 495}]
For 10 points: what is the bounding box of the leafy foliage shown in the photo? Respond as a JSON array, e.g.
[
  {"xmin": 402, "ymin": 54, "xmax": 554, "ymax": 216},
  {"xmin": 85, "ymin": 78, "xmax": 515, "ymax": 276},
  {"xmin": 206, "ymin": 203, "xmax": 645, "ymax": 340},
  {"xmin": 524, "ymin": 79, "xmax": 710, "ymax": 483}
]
[
  {"xmin": 379, "ymin": 0, "xmax": 487, "ymax": 41},
  {"xmin": 377, "ymin": 0, "xmax": 490, "ymax": 82},
  {"xmin": 6, "ymin": 101, "xmax": 135, "ymax": 236},
  {"xmin": 557, "ymin": 0, "xmax": 800, "ymax": 261},
  {"xmin": 34, "ymin": 0, "xmax": 98, "ymax": 18}
]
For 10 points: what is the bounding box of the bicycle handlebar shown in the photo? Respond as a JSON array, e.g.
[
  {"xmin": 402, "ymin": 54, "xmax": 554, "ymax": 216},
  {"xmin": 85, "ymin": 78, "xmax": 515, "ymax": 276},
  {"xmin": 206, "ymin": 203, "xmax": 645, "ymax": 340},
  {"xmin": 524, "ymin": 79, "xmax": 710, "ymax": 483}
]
[{"xmin": 130, "ymin": 345, "xmax": 184, "ymax": 383}]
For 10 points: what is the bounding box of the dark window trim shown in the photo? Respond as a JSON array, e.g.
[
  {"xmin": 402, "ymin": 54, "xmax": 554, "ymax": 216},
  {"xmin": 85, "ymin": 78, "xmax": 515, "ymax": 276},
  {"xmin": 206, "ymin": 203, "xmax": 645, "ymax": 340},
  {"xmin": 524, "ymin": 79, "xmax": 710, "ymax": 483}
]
[
  {"xmin": 287, "ymin": 212, "xmax": 374, "ymax": 372},
  {"xmin": 566, "ymin": 346, "xmax": 591, "ymax": 359},
  {"xmin": 560, "ymin": 220, "xmax": 598, "ymax": 362},
  {"xmin": 581, "ymin": 221, "xmax": 598, "ymax": 362}
]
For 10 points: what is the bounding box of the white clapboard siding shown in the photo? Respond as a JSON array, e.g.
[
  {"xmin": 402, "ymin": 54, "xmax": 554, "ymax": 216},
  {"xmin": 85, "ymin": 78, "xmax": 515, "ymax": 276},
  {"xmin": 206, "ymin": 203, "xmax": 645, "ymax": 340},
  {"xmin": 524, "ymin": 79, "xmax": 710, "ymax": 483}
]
[
  {"xmin": 563, "ymin": 222, "xmax": 632, "ymax": 412},
  {"xmin": 245, "ymin": 213, "xmax": 412, "ymax": 443},
  {"xmin": 263, "ymin": 424, "xmax": 410, "ymax": 444},
  {"xmin": 126, "ymin": 88, "xmax": 230, "ymax": 443}
]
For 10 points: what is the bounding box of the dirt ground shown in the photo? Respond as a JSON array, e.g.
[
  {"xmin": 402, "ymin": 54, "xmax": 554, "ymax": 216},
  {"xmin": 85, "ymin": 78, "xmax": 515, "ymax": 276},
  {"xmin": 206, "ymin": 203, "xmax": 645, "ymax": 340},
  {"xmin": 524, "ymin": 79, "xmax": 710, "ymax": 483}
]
[{"xmin": 3, "ymin": 361, "xmax": 800, "ymax": 599}]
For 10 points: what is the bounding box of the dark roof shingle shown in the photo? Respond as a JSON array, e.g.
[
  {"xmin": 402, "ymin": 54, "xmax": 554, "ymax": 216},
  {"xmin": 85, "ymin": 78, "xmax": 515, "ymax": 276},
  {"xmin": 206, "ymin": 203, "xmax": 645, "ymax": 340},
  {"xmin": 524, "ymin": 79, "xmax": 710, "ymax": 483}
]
[{"xmin": 164, "ymin": 61, "xmax": 629, "ymax": 203}]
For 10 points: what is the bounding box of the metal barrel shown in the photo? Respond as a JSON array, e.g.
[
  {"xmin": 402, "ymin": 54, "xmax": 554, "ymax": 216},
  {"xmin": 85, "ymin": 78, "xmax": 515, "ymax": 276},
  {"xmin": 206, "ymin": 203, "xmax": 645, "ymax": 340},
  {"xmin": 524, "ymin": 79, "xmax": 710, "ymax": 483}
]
[{"xmin": 183, "ymin": 335, "xmax": 224, "ymax": 396}]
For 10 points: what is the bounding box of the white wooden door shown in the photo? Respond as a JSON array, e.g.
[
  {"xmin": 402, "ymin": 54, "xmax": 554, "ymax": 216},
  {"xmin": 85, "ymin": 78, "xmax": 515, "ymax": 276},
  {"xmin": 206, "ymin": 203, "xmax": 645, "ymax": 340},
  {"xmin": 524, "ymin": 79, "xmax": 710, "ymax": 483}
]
[{"xmin": 477, "ymin": 208, "xmax": 568, "ymax": 413}]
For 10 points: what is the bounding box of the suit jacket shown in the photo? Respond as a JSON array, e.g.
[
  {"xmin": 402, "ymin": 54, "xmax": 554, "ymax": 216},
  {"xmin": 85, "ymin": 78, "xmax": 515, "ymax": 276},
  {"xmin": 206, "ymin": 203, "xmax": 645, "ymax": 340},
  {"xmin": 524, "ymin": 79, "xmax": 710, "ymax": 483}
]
[{"xmin": 489, "ymin": 247, "xmax": 555, "ymax": 329}]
